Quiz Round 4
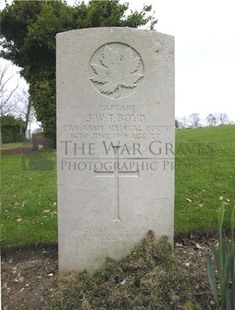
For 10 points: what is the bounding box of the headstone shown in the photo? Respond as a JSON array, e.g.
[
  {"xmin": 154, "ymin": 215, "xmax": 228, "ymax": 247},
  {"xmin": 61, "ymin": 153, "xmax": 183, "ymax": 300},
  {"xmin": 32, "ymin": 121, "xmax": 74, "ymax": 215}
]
[{"xmin": 57, "ymin": 27, "xmax": 175, "ymax": 273}]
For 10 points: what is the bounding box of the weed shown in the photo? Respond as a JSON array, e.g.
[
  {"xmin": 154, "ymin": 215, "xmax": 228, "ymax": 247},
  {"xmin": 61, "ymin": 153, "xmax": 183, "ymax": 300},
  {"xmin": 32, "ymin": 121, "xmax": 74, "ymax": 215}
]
[{"xmin": 207, "ymin": 204, "xmax": 235, "ymax": 309}]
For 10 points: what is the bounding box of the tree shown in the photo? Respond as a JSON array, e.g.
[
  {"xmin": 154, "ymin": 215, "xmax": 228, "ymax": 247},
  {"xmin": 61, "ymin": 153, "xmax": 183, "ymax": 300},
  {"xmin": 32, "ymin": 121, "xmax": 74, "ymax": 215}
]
[
  {"xmin": 189, "ymin": 113, "xmax": 200, "ymax": 128},
  {"xmin": 0, "ymin": 114, "xmax": 26, "ymax": 143},
  {"xmin": 175, "ymin": 116, "xmax": 188, "ymax": 129},
  {"xmin": 218, "ymin": 113, "xmax": 229, "ymax": 125},
  {"xmin": 0, "ymin": 65, "xmax": 19, "ymax": 116},
  {"xmin": 175, "ymin": 119, "xmax": 180, "ymax": 128},
  {"xmin": 15, "ymin": 89, "xmax": 35, "ymax": 138},
  {"xmin": 0, "ymin": 64, "xmax": 20, "ymax": 144},
  {"xmin": 206, "ymin": 113, "xmax": 217, "ymax": 126},
  {"xmin": 0, "ymin": 64, "xmax": 35, "ymax": 140},
  {"xmin": 1, "ymin": 0, "xmax": 156, "ymax": 143}
]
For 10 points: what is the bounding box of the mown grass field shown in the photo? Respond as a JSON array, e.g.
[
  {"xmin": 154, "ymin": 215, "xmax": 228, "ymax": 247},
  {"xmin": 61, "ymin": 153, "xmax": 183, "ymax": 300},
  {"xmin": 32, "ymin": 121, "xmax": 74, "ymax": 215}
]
[
  {"xmin": 175, "ymin": 125, "xmax": 235, "ymax": 232},
  {"xmin": 0, "ymin": 142, "xmax": 32, "ymax": 150},
  {"xmin": 1, "ymin": 150, "xmax": 57, "ymax": 246},
  {"xmin": 1, "ymin": 125, "xmax": 235, "ymax": 247}
]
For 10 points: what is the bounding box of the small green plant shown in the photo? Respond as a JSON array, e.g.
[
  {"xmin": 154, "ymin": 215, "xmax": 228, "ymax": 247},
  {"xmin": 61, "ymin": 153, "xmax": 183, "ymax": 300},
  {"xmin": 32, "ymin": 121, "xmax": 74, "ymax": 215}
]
[{"xmin": 207, "ymin": 203, "xmax": 235, "ymax": 310}]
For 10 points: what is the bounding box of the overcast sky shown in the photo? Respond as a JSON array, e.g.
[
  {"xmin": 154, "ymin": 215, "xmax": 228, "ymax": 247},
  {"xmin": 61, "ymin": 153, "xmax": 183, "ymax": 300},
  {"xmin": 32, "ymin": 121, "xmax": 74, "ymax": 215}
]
[
  {"xmin": 126, "ymin": 0, "xmax": 235, "ymax": 122},
  {"xmin": 1, "ymin": 0, "xmax": 235, "ymax": 123}
]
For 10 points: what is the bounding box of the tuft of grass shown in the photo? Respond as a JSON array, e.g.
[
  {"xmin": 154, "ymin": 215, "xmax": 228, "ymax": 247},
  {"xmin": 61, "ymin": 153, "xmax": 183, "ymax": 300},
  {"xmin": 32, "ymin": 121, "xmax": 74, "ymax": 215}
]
[{"xmin": 48, "ymin": 232, "xmax": 200, "ymax": 310}]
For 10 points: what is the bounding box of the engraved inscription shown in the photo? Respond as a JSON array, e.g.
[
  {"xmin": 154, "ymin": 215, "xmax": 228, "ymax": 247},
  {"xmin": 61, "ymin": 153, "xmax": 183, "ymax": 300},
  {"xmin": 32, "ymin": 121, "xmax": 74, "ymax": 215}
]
[
  {"xmin": 89, "ymin": 43, "xmax": 144, "ymax": 98},
  {"xmin": 63, "ymin": 104, "xmax": 170, "ymax": 141},
  {"xmin": 68, "ymin": 226, "xmax": 151, "ymax": 248}
]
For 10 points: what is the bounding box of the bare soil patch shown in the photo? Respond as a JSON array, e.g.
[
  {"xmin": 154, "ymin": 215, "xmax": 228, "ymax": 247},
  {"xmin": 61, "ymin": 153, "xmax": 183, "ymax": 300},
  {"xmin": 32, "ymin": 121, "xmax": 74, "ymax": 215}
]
[
  {"xmin": 1, "ymin": 245, "xmax": 58, "ymax": 310},
  {"xmin": 1, "ymin": 238, "xmax": 217, "ymax": 309}
]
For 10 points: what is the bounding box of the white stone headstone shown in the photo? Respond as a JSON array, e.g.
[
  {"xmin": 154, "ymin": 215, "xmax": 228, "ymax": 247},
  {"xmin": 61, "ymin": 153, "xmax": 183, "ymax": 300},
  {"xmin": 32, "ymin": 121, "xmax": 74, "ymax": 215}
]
[{"xmin": 57, "ymin": 27, "xmax": 174, "ymax": 273}]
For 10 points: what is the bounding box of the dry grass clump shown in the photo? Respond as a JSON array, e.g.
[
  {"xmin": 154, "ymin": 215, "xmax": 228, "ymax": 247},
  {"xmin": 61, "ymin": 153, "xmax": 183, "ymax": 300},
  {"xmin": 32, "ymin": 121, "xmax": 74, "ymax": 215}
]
[{"xmin": 48, "ymin": 231, "xmax": 200, "ymax": 310}]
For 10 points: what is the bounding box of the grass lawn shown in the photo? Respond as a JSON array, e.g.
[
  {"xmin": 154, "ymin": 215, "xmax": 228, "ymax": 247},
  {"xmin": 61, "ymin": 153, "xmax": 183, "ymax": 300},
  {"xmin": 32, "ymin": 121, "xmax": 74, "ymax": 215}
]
[
  {"xmin": 175, "ymin": 125, "xmax": 235, "ymax": 232},
  {"xmin": 0, "ymin": 142, "xmax": 33, "ymax": 150},
  {"xmin": 1, "ymin": 150, "xmax": 57, "ymax": 246},
  {"xmin": 1, "ymin": 125, "xmax": 235, "ymax": 247}
]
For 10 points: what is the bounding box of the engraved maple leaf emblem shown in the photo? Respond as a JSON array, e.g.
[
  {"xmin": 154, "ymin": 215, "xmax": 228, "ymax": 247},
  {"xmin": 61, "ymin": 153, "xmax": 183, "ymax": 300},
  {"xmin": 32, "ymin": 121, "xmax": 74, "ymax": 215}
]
[{"xmin": 90, "ymin": 45, "xmax": 143, "ymax": 98}]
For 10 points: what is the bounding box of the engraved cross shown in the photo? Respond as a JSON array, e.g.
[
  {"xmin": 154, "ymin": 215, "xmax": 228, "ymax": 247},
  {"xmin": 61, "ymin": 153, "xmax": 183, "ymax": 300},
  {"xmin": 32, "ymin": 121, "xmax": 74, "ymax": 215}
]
[{"xmin": 94, "ymin": 146, "xmax": 139, "ymax": 222}]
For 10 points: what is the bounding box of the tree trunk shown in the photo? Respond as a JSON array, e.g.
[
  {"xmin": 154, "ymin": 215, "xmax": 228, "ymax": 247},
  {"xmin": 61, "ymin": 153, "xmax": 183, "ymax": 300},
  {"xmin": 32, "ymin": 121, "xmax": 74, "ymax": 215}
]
[{"xmin": 24, "ymin": 98, "xmax": 32, "ymax": 139}]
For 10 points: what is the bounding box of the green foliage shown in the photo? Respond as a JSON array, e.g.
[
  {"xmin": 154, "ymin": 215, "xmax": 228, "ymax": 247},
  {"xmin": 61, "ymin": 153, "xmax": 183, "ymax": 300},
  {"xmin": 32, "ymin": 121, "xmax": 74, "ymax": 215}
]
[
  {"xmin": 1, "ymin": 0, "xmax": 155, "ymax": 142},
  {"xmin": 0, "ymin": 114, "xmax": 26, "ymax": 143},
  {"xmin": 48, "ymin": 233, "xmax": 198, "ymax": 309},
  {"xmin": 207, "ymin": 204, "xmax": 235, "ymax": 310}
]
